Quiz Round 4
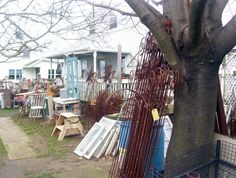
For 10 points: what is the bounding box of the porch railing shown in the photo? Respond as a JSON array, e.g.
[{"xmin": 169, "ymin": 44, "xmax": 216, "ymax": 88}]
[{"xmin": 78, "ymin": 80, "xmax": 133, "ymax": 102}]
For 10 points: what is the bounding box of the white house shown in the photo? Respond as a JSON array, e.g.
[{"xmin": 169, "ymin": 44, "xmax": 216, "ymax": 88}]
[
  {"xmin": 45, "ymin": 10, "xmax": 148, "ymax": 79},
  {"xmin": 23, "ymin": 59, "xmax": 62, "ymax": 80},
  {"xmin": 0, "ymin": 53, "xmax": 61, "ymax": 82}
]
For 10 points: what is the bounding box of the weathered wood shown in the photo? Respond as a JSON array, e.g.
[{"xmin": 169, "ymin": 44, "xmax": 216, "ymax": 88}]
[
  {"xmin": 29, "ymin": 93, "xmax": 46, "ymax": 121},
  {"xmin": 51, "ymin": 112, "xmax": 84, "ymax": 141}
]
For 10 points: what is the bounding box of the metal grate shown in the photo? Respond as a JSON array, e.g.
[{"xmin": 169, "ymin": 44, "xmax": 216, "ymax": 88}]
[
  {"xmin": 220, "ymin": 141, "xmax": 236, "ymax": 166},
  {"xmin": 152, "ymin": 140, "xmax": 236, "ymax": 178},
  {"xmin": 220, "ymin": 52, "xmax": 236, "ymax": 108}
]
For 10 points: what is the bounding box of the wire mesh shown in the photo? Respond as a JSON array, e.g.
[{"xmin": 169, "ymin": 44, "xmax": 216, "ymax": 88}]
[
  {"xmin": 220, "ymin": 140, "xmax": 236, "ymax": 166},
  {"xmin": 151, "ymin": 140, "xmax": 236, "ymax": 178},
  {"xmin": 220, "ymin": 52, "xmax": 236, "ymax": 108}
]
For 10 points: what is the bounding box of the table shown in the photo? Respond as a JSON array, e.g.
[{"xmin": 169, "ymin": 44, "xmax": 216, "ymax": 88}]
[{"xmin": 53, "ymin": 97, "xmax": 80, "ymax": 113}]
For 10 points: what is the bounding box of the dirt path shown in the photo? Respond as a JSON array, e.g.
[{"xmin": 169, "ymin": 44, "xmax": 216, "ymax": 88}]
[
  {"xmin": 0, "ymin": 155, "xmax": 112, "ymax": 178},
  {"xmin": 0, "ymin": 116, "xmax": 112, "ymax": 178},
  {"xmin": 0, "ymin": 117, "xmax": 36, "ymax": 160}
]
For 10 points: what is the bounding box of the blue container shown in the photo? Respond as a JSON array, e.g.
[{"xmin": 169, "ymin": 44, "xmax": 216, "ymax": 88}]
[
  {"xmin": 152, "ymin": 125, "xmax": 164, "ymax": 171},
  {"xmin": 119, "ymin": 121, "xmax": 131, "ymax": 148},
  {"xmin": 145, "ymin": 125, "xmax": 165, "ymax": 178}
]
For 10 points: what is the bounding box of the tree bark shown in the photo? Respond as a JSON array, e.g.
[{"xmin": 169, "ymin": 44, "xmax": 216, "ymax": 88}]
[
  {"xmin": 165, "ymin": 54, "xmax": 221, "ymax": 177},
  {"xmin": 121, "ymin": 0, "xmax": 236, "ymax": 176}
]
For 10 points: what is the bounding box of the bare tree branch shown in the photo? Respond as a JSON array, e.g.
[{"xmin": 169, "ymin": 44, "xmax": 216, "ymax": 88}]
[
  {"xmin": 22, "ymin": 0, "xmax": 35, "ymax": 11},
  {"xmin": 151, "ymin": 0, "xmax": 167, "ymax": 6},
  {"xmin": 214, "ymin": 14, "xmax": 236, "ymax": 58},
  {"xmin": 125, "ymin": 0, "xmax": 180, "ymax": 66},
  {"xmin": 205, "ymin": 0, "xmax": 228, "ymax": 33},
  {"xmin": 5, "ymin": 16, "xmax": 39, "ymax": 46},
  {"xmin": 0, "ymin": 0, "xmax": 16, "ymax": 9},
  {"xmin": 187, "ymin": 0, "xmax": 207, "ymax": 46},
  {"xmin": 76, "ymin": 0, "xmax": 137, "ymax": 17}
]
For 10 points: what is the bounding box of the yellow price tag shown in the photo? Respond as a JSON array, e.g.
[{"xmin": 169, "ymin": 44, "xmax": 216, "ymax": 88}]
[{"xmin": 151, "ymin": 108, "xmax": 160, "ymax": 121}]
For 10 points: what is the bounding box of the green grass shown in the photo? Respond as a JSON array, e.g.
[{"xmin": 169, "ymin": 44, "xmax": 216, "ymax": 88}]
[
  {"xmin": 25, "ymin": 170, "xmax": 55, "ymax": 178},
  {"xmin": 0, "ymin": 108, "xmax": 18, "ymax": 117},
  {"xmin": 12, "ymin": 116, "xmax": 68, "ymax": 159},
  {"xmin": 0, "ymin": 138, "xmax": 7, "ymax": 158}
]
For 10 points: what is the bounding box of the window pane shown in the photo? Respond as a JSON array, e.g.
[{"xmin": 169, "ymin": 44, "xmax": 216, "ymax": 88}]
[
  {"xmin": 89, "ymin": 23, "xmax": 95, "ymax": 35},
  {"xmin": 99, "ymin": 61, "xmax": 105, "ymax": 78},
  {"xmin": 16, "ymin": 69, "xmax": 22, "ymax": 80},
  {"xmin": 48, "ymin": 69, "xmax": 51, "ymax": 79},
  {"xmin": 81, "ymin": 60, "xmax": 87, "ymax": 78},
  {"xmin": 52, "ymin": 69, "xmax": 55, "ymax": 79},
  {"xmin": 121, "ymin": 56, "xmax": 125, "ymax": 73},
  {"xmin": 9, "ymin": 69, "xmax": 15, "ymax": 79},
  {"xmin": 56, "ymin": 69, "xmax": 62, "ymax": 78},
  {"xmin": 110, "ymin": 16, "xmax": 117, "ymax": 29}
]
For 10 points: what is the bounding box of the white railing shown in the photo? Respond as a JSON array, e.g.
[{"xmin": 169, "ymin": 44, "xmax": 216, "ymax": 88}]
[{"xmin": 78, "ymin": 80, "xmax": 133, "ymax": 101}]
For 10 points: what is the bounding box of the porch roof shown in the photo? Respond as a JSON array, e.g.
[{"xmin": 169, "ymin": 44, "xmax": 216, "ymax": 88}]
[
  {"xmin": 23, "ymin": 59, "xmax": 51, "ymax": 68},
  {"xmin": 45, "ymin": 47, "xmax": 130, "ymax": 59}
]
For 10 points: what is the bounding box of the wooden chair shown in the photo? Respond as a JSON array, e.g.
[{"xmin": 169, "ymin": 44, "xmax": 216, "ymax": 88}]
[
  {"xmin": 29, "ymin": 93, "xmax": 46, "ymax": 121},
  {"xmin": 51, "ymin": 112, "xmax": 84, "ymax": 141}
]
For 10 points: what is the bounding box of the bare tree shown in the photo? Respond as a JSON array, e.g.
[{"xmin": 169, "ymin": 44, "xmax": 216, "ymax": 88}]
[
  {"xmin": 0, "ymin": 0, "xmax": 235, "ymax": 175},
  {"xmin": 0, "ymin": 0, "xmax": 76, "ymax": 61},
  {"xmin": 0, "ymin": 0, "xmax": 138, "ymax": 62},
  {"xmin": 77, "ymin": 0, "xmax": 236, "ymax": 176}
]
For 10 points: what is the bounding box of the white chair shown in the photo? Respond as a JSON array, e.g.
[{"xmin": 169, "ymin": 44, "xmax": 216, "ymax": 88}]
[{"xmin": 29, "ymin": 93, "xmax": 46, "ymax": 121}]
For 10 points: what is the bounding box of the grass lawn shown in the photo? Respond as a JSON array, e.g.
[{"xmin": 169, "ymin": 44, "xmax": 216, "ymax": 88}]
[
  {"xmin": 12, "ymin": 115, "xmax": 69, "ymax": 158},
  {"xmin": 0, "ymin": 108, "xmax": 15, "ymax": 158},
  {"xmin": 0, "ymin": 108, "xmax": 18, "ymax": 117},
  {"xmin": 0, "ymin": 138, "xmax": 7, "ymax": 158},
  {"xmin": 0, "ymin": 108, "xmax": 69, "ymax": 158}
]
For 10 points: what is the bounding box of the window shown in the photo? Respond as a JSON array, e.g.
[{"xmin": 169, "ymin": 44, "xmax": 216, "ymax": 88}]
[
  {"xmin": 110, "ymin": 16, "xmax": 117, "ymax": 29},
  {"xmin": 56, "ymin": 64, "xmax": 62, "ymax": 78},
  {"xmin": 48, "ymin": 69, "xmax": 55, "ymax": 79},
  {"xmin": 8, "ymin": 69, "xmax": 23, "ymax": 80},
  {"xmin": 81, "ymin": 60, "xmax": 87, "ymax": 78},
  {"xmin": 99, "ymin": 60, "xmax": 105, "ymax": 78},
  {"xmin": 56, "ymin": 69, "xmax": 62, "ymax": 78},
  {"xmin": 121, "ymin": 56, "xmax": 125, "ymax": 73},
  {"xmin": 22, "ymin": 47, "xmax": 30, "ymax": 58},
  {"xmin": 16, "ymin": 69, "xmax": 22, "ymax": 80},
  {"xmin": 9, "ymin": 69, "xmax": 15, "ymax": 79},
  {"xmin": 15, "ymin": 29, "xmax": 23, "ymax": 40},
  {"xmin": 89, "ymin": 23, "xmax": 95, "ymax": 35}
]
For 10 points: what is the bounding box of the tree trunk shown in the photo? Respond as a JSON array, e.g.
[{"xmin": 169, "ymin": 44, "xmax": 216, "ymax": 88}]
[{"xmin": 165, "ymin": 55, "xmax": 221, "ymax": 177}]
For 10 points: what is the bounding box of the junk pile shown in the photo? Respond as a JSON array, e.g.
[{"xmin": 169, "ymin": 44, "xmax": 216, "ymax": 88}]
[
  {"xmin": 94, "ymin": 91, "xmax": 122, "ymax": 122},
  {"xmin": 108, "ymin": 31, "xmax": 181, "ymax": 178},
  {"xmin": 0, "ymin": 80, "xmax": 15, "ymax": 108},
  {"xmin": 82, "ymin": 91, "xmax": 123, "ymax": 127},
  {"xmin": 74, "ymin": 117, "xmax": 120, "ymax": 159}
]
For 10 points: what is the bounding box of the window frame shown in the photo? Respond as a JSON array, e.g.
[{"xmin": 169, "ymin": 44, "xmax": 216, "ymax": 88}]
[
  {"xmin": 9, "ymin": 69, "xmax": 15, "ymax": 80},
  {"xmin": 16, "ymin": 69, "xmax": 22, "ymax": 80}
]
